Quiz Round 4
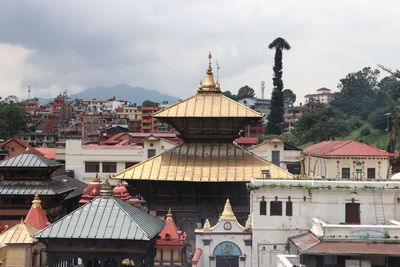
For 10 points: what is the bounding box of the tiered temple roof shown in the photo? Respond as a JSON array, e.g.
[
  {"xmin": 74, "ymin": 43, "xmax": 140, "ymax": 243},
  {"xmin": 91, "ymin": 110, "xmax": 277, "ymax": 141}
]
[
  {"xmin": 156, "ymin": 209, "xmax": 187, "ymax": 249},
  {"xmin": 24, "ymin": 193, "xmax": 50, "ymax": 229}
]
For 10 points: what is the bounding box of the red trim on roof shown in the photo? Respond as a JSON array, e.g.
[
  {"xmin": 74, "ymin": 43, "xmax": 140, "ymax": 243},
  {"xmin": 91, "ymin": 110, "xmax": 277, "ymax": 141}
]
[
  {"xmin": 1, "ymin": 137, "xmax": 44, "ymax": 156},
  {"xmin": 303, "ymin": 141, "xmax": 395, "ymax": 157},
  {"xmin": 234, "ymin": 137, "xmax": 258, "ymax": 144}
]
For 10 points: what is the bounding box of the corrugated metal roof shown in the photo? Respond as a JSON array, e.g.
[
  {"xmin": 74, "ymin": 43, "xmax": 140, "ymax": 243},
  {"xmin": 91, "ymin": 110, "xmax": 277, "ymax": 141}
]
[
  {"xmin": 0, "ymin": 150, "xmax": 63, "ymax": 168},
  {"xmin": 0, "ymin": 177, "xmax": 75, "ymax": 196},
  {"xmin": 52, "ymin": 176, "xmax": 86, "ymax": 199},
  {"xmin": 114, "ymin": 143, "xmax": 293, "ymax": 181},
  {"xmin": 35, "ymin": 197, "xmax": 165, "ymax": 241},
  {"xmin": 290, "ymin": 232, "xmax": 400, "ymax": 255},
  {"xmin": 153, "ymin": 93, "xmax": 263, "ymax": 118},
  {"xmin": 0, "ymin": 222, "xmax": 39, "ymax": 244}
]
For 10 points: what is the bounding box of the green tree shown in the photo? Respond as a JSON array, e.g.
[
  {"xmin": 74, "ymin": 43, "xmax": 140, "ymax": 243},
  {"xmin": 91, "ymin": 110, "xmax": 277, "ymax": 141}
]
[
  {"xmin": 331, "ymin": 67, "xmax": 379, "ymax": 120},
  {"xmin": 142, "ymin": 100, "xmax": 158, "ymax": 107},
  {"xmin": 0, "ymin": 96, "xmax": 29, "ymax": 140},
  {"xmin": 283, "ymin": 89, "xmax": 296, "ymax": 109},
  {"xmin": 236, "ymin": 85, "xmax": 255, "ymax": 100},
  {"xmin": 293, "ymin": 104, "xmax": 348, "ymax": 144},
  {"xmin": 266, "ymin": 37, "xmax": 291, "ymax": 134}
]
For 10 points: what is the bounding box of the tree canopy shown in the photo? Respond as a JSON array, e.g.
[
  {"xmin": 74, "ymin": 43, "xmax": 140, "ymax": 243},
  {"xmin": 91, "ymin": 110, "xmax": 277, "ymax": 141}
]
[
  {"xmin": 221, "ymin": 85, "xmax": 255, "ymax": 101},
  {"xmin": 283, "ymin": 89, "xmax": 296, "ymax": 109},
  {"xmin": 0, "ymin": 96, "xmax": 29, "ymax": 140},
  {"xmin": 142, "ymin": 100, "xmax": 158, "ymax": 107}
]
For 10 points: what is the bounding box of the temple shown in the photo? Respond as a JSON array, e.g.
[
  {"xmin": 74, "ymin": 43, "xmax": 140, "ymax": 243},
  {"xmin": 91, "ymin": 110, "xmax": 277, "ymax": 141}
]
[
  {"xmin": 114, "ymin": 53, "xmax": 293, "ymax": 248},
  {"xmin": 0, "ymin": 150, "xmax": 75, "ymax": 227}
]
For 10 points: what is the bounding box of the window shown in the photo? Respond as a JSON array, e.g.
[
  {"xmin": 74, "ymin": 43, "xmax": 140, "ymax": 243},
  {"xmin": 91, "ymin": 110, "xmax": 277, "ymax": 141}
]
[
  {"xmin": 287, "ymin": 164, "xmax": 301, "ymax": 175},
  {"xmin": 102, "ymin": 162, "xmax": 117, "ymax": 173},
  {"xmin": 85, "ymin": 162, "xmax": 99, "ymax": 173},
  {"xmin": 367, "ymin": 168, "xmax": 375, "ymax": 179},
  {"xmin": 345, "ymin": 203, "xmax": 360, "ymax": 224},
  {"xmin": 260, "ymin": 200, "xmax": 267, "ymax": 215},
  {"xmin": 270, "ymin": 201, "xmax": 282, "ymax": 216},
  {"xmin": 286, "ymin": 201, "xmax": 293, "ymax": 216},
  {"xmin": 125, "ymin": 162, "xmax": 138, "ymax": 169},
  {"xmin": 342, "ymin": 168, "xmax": 350, "ymax": 179},
  {"xmin": 147, "ymin": 149, "xmax": 156, "ymax": 158},
  {"xmin": 271, "ymin": 151, "xmax": 280, "ymax": 166}
]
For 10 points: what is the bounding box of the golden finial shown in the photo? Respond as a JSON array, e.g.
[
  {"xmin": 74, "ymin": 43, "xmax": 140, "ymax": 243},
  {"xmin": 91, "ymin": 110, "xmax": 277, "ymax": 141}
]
[
  {"xmin": 198, "ymin": 51, "xmax": 220, "ymax": 93},
  {"xmin": 203, "ymin": 218, "xmax": 211, "ymax": 231},
  {"xmin": 32, "ymin": 192, "xmax": 42, "ymax": 207},
  {"xmin": 219, "ymin": 199, "xmax": 236, "ymax": 220},
  {"xmin": 166, "ymin": 208, "xmax": 173, "ymax": 221}
]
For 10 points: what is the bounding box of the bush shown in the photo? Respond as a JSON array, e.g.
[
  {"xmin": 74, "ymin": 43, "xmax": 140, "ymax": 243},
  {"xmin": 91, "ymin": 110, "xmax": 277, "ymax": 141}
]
[{"xmin": 360, "ymin": 126, "xmax": 371, "ymax": 136}]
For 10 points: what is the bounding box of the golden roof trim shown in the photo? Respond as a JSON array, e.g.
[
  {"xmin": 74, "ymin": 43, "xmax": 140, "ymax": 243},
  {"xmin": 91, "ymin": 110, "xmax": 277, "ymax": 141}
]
[
  {"xmin": 219, "ymin": 199, "xmax": 236, "ymax": 221},
  {"xmin": 0, "ymin": 222, "xmax": 39, "ymax": 244},
  {"xmin": 113, "ymin": 143, "xmax": 294, "ymax": 182}
]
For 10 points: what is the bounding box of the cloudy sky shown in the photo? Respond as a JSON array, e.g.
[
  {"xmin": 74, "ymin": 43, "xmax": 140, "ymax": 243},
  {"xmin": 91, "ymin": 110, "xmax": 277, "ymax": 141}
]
[{"xmin": 0, "ymin": 0, "xmax": 399, "ymax": 103}]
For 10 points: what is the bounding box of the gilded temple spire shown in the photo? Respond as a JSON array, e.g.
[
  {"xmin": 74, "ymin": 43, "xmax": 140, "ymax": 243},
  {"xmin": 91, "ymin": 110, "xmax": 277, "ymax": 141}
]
[{"xmin": 198, "ymin": 51, "xmax": 220, "ymax": 93}]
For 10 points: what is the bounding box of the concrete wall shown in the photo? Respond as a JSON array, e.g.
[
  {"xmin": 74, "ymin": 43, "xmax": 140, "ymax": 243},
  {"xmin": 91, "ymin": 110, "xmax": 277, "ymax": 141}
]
[{"xmin": 250, "ymin": 179, "xmax": 400, "ymax": 267}]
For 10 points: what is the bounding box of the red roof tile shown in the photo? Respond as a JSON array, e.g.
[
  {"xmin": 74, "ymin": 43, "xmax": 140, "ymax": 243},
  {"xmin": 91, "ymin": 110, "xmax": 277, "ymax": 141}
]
[
  {"xmin": 35, "ymin": 148, "xmax": 56, "ymax": 159},
  {"xmin": 303, "ymin": 141, "xmax": 395, "ymax": 157},
  {"xmin": 155, "ymin": 209, "xmax": 187, "ymax": 249},
  {"xmin": 234, "ymin": 137, "xmax": 258, "ymax": 145},
  {"xmin": 24, "ymin": 193, "xmax": 50, "ymax": 230}
]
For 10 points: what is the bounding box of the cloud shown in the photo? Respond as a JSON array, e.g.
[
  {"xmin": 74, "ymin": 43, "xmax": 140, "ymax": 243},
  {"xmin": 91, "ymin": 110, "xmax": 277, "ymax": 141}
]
[{"xmin": 0, "ymin": 0, "xmax": 399, "ymax": 102}]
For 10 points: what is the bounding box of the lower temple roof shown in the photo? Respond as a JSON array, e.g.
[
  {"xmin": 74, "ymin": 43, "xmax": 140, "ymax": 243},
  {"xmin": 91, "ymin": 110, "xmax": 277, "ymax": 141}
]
[{"xmin": 114, "ymin": 143, "xmax": 293, "ymax": 182}]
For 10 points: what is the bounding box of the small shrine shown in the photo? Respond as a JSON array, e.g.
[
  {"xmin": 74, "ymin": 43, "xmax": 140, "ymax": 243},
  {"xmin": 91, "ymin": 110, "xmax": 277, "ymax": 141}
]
[
  {"xmin": 78, "ymin": 177, "xmax": 102, "ymax": 204},
  {"xmin": 35, "ymin": 179, "xmax": 165, "ymax": 267},
  {"xmin": 0, "ymin": 194, "xmax": 49, "ymax": 266},
  {"xmin": 113, "ymin": 182, "xmax": 132, "ymax": 201},
  {"xmin": 194, "ymin": 199, "xmax": 252, "ymax": 267},
  {"xmin": 155, "ymin": 209, "xmax": 187, "ymax": 266},
  {"xmin": 0, "ymin": 150, "xmax": 75, "ymax": 227}
]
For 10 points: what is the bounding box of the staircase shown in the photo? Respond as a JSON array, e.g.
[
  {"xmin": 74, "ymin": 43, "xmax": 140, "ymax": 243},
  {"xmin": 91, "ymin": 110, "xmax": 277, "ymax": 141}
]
[{"xmin": 372, "ymin": 189, "xmax": 386, "ymax": 224}]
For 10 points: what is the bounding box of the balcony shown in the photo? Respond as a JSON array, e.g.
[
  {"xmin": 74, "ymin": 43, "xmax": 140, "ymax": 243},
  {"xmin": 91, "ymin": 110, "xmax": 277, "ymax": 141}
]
[{"xmin": 311, "ymin": 218, "xmax": 400, "ymax": 240}]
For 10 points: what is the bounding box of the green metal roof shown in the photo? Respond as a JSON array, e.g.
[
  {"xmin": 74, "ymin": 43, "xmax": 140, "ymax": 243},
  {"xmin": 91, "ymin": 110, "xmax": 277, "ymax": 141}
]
[{"xmin": 35, "ymin": 197, "xmax": 165, "ymax": 241}]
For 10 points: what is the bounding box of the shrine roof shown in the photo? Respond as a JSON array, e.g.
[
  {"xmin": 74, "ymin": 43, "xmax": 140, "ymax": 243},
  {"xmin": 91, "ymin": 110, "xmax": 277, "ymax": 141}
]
[
  {"xmin": 114, "ymin": 143, "xmax": 293, "ymax": 182},
  {"xmin": 0, "ymin": 221, "xmax": 39, "ymax": 244},
  {"xmin": 0, "ymin": 176, "xmax": 75, "ymax": 196},
  {"xmin": 153, "ymin": 93, "xmax": 262, "ymax": 118},
  {"xmin": 0, "ymin": 150, "xmax": 63, "ymax": 168},
  {"xmin": 35, "ymin": 196, "xmax": 165, "ymax": 241}
]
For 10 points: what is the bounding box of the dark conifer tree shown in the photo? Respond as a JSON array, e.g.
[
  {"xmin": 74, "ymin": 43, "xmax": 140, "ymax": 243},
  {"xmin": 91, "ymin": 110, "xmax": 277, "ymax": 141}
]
[{"xmin": 266, "ymin": 37, "xmax": 291, "ymax": 134}]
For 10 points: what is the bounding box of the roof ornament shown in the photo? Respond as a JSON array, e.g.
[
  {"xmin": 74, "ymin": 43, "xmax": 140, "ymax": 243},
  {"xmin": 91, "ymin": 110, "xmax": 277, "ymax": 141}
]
[
  {"xmin": 198, "ymin": 51, "xmax": 221, "ymax": 93},
  {"xmin": 219, "ymin": 198, "xmax": 236, "ymax": 221},
  {"xmin": 245, "ymin": 215, "xmax": 252, "ymax": 230},
  {"xmin": 100, "ymin": 176, "xmax": 113, "ymax": 197},
  {"xmin": 203, "ymin": 219, "xmax": 211, "ymax": 231},
  {"xmin": 166, "ymin": 208, "xmax": 173, "ymax": 221}
]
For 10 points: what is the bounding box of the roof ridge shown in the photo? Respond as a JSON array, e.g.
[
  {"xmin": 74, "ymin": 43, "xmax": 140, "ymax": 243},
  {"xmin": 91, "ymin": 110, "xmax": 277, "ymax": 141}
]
[{"xmin": 328, "ymin": 140, "xmax": 353, "ymax": 154}]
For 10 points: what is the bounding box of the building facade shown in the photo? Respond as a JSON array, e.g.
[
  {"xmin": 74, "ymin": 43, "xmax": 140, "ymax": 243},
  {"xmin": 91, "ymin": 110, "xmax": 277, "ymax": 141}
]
[{"xmin": 304, "ymin": 87, "xmax": 333, "ymax": 104}]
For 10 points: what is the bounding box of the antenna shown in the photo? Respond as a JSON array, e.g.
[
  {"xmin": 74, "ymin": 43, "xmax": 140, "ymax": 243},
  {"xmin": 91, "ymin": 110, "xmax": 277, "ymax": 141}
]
[
  {"xmin": 260, "ymin": 81, "xmax": 265, "ymax": 99},
  {"xmin": 27, "ymin": 85, "xmax": 31, "ymax": 100}
]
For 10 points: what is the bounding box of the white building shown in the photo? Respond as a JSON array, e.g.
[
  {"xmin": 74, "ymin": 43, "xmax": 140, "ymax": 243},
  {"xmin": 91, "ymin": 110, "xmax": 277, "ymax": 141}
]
[
  {"xmin": 248, "ymin": 137, "xmax": 302, "ymax": 175},
  {"xmin": 303, "ymin": 141, "xmax": 394, "ymax": 179},
  {"xmin": 238, "ymin": 97, "xmax": 271, "ymax": 115},
  {"xmin": 65, "ymin": 138, "xmax": 177, "ymax": 183},
  {"xmin": 249, "ymin": 179, "xmax": 400, "ymax": 266},
  {"xmin": 304, "ymin": 87, "xmax": 333, "ymax": 104},
  {"xmin": 194, "ymin": 199, "xmax": 252, "ymax": 267}
]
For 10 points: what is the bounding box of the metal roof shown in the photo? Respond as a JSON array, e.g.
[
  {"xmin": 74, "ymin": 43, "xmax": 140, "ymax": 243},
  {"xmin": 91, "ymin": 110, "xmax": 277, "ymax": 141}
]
[
  {"xmin": 114, "ymin": 143, "xmax": 293, "ymax": 181},
  {"xmin": 35, "ymin": 197, "xmax": 165, "ymax": 241},
  {"xmin": 0, "ymin": 222, "xmax": 39, "ymax": 244},
  {"xmin": 153, "ymin": 93, "xmax": 263, "ymax": 118},
  {"xmin": 0, "ymin": 177, "xmax": 75, "ymax": 196},
  {"xmin": 303, "ymin": 141, "xmax": 395, "ymax": 157},
  {"xmin": 0, "ymin": 150, "xmax": 63, "ymax": 168},
  {"xmin": 52, "ymin": 176, "xmax": 86, "ymax": 199}
]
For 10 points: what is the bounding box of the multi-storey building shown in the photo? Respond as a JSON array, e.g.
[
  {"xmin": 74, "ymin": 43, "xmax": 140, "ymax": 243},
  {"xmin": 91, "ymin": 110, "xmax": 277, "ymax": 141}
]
[
  {"xmin": 141, "ymin": 107, "xmax": 160, "ymax": 133},
  {"xmin": 305, "ymin": 87, "xmax": 333, "ymax": 104}
]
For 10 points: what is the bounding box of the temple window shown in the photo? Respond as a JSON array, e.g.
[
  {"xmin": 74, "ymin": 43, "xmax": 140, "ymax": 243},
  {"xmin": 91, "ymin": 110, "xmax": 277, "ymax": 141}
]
[
  {"xmin": 367, "ymin": 168, "xmax": 376, "ymax": 179},
  {"xmin": 85, "ymin": 162, "xmax": 99, "ymax": 173},
  {"xmin": 342, "ymin": 168, "xmax": 350, "ymax": 179},
  {"xmin": 102, "ymin": 162, "xmax": 117, "ymax": 173},
  {"xmin": 286, "ymin": 201, "xmax": 293, "ymax": 216},
  {"xmin": 270, "ymin": 201, "xmax": 282, "ymax": 216},
  {"xmin": 260, "ymin": 200, "xmax": 267, "ymax": 215}
]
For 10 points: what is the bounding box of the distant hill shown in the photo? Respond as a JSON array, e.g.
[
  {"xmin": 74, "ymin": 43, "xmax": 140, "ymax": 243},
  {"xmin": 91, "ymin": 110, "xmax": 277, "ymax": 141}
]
[{"xmin": 38, "ymin": 84, "xmax": 179, "ymax": 105}]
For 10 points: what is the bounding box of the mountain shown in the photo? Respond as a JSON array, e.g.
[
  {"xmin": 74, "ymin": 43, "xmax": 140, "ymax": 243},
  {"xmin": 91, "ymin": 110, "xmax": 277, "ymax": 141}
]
[{"xmin": 38, "ymin": 84, "xmax": 180, "ymax": 105}]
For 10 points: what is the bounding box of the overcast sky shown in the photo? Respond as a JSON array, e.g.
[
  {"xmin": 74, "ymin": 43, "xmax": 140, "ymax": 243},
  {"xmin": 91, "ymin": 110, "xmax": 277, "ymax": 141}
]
[{"xmin": 0, "ymin": 0, "xmax": 399, "ymax": 103}]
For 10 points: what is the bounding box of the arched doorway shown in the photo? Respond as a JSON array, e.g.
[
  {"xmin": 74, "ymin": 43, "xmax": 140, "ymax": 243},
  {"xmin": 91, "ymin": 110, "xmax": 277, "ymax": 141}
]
[{"xmin": 213, "ymin": 241, "xmax": 241, "ymax": 267}]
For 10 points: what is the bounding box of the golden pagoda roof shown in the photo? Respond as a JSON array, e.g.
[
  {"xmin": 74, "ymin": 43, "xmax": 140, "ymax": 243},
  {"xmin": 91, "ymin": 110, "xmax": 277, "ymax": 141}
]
[
  {"xmin": 153, "ymin": 93, "xmax": 262, "ymax": 118},
  {"xmin": 114, "ymin": 143, "xmax": 293, "ymax": 182},
  {"xmin": 219, "ymin": 199, "xmax": 236, "ymax": 220},
  {"xmin": 0, "ymin": 221, "xmax": 39, "ymax": 244}
]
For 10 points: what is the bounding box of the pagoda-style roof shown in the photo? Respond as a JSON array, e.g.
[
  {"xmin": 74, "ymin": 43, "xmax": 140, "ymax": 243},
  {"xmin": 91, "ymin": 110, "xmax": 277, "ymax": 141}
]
[
  {"xmin": 114, "ymin": 143, "xmax": 293, "ymax": 181},
  {"xmin": 156, "ymin": 209, "xmax": 186, "ymax": 249},
  {"xmin": 0, "ymin": 150, "xmax": 62, "ymax": 168},
  {"xmin": 0, "ymin": 221, "xmax": 39, "ymax": 244},
  {"xmin": 24, "ymin": 193, "xmax": 50, "ymax": 229},
  {"xmin": 0, "ymin": 176, "xmax": 75, "ymax": 196},
  {"xmin": 153, "ymin": 93, "xmax": 262, "ymax": 118},
  {"xmin": 35, "ymin": 196, "xmax": 165, "ymax": 241}
]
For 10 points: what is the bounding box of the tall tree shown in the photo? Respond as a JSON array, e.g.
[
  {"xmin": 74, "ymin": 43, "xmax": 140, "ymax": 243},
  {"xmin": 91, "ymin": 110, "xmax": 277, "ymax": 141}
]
[
  {"xmin": 222, "ymin": 90, "xmax": 237, "ymax": 100},
  {"xmin": 283, "ymin": 89, "xmax": 296, "ymax": 110},
  {"xmin": 236, "ymin": 85, "xmax": 255, "ymax": 100},
  {"xmin": 266, "ymin": 37, "xmax": 291, "ymax": 134},
  {"xmin": 0, "ymin": 96, "xmax": 29, "ymax": 139}
]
